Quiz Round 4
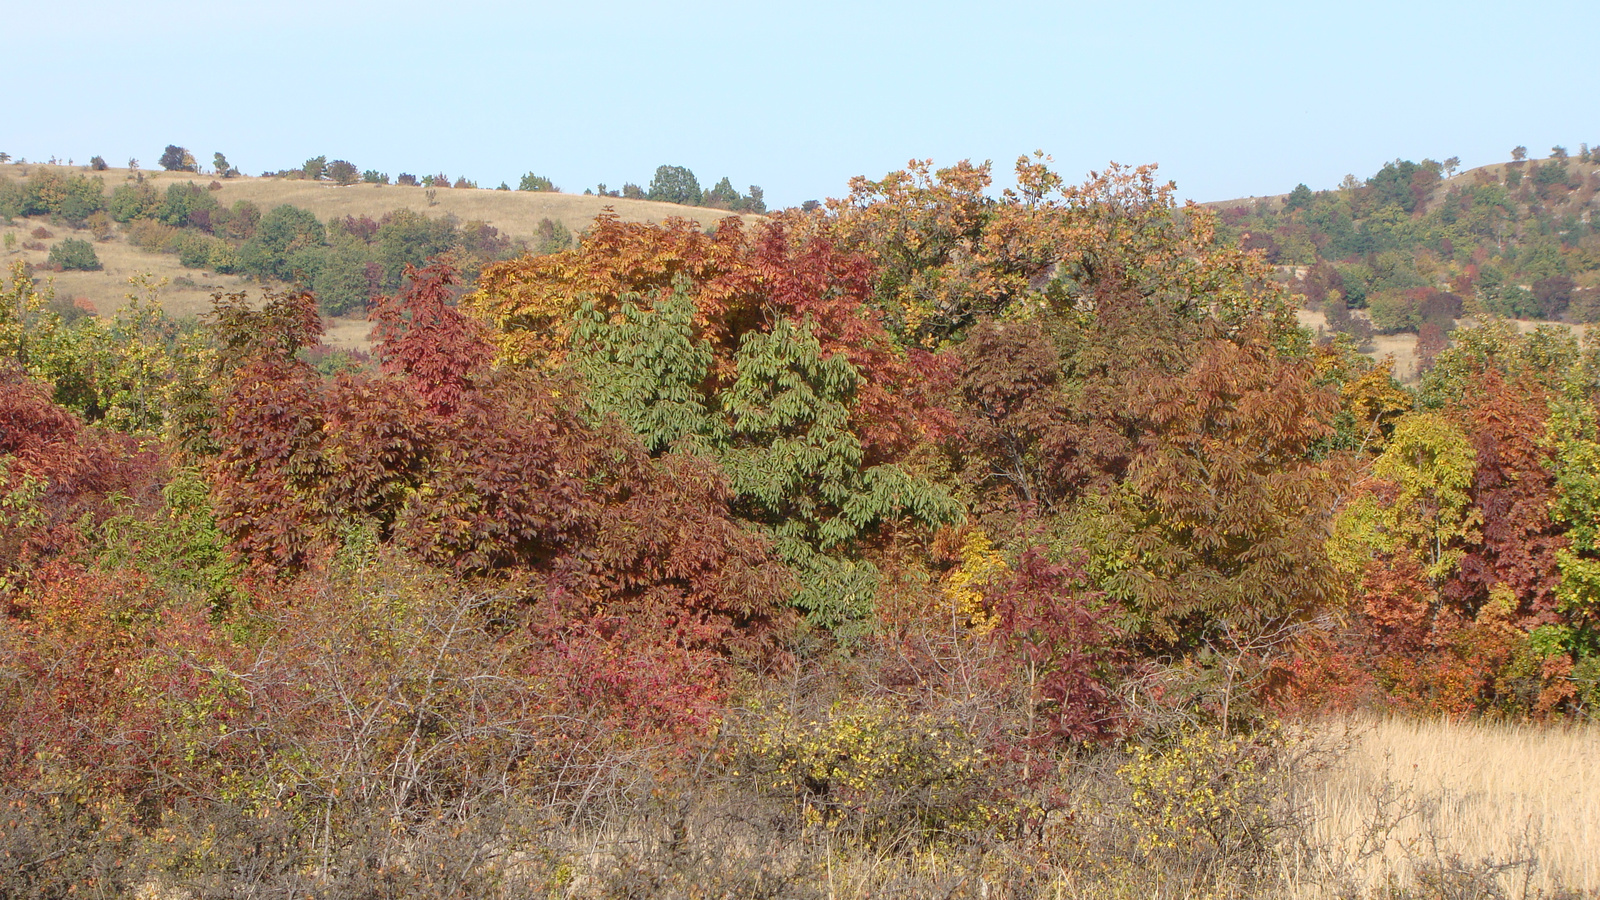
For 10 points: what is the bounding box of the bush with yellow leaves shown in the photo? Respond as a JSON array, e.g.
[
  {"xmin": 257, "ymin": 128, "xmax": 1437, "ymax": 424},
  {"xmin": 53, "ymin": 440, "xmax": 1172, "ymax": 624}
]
[
  {"xmin": 1116, "ymin": 723, "xmax": 1286, "ymax": 879},
  {"xmin": 728, "ymin": 697, "xmax": 1014, "ymax": 852}
]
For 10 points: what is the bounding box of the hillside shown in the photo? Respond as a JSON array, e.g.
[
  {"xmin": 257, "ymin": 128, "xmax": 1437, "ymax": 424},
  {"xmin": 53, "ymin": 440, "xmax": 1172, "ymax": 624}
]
[{"xmin": 0, "ymin": 163, "xmax": 760, "ymax": 325}]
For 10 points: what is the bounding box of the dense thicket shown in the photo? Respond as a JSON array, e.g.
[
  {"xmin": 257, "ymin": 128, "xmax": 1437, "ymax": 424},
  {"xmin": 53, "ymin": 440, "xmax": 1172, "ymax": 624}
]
[{"xmin": 4, "ymin": 154, "xmax": 1599, "ymax": 897}]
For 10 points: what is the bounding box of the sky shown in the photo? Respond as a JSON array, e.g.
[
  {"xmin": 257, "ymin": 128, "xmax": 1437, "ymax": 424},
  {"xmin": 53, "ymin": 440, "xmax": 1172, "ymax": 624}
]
[{"xmin": 5, "ymin": 0, "xmax": 1597, "ymax": 209}]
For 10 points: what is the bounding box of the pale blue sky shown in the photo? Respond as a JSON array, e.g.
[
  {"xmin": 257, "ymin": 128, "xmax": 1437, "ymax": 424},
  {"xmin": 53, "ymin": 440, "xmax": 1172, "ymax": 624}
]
[{"xmin": 6, "ymin": 0, "xmax": 1596, "ymax": 208}]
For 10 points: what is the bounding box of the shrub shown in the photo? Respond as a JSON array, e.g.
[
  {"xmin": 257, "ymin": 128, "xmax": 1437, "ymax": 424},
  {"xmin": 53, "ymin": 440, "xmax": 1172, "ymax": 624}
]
[
  {"xmin": 46, "ymin": 237, "xmax": 101, "ymax": 271},
  {"xmin": 88, "ymin": 155, "xmax": 108, "ymax": 171},
  {"xmin": 729, "ymin": 698, "xmax": 1008, "ymax": 852},
  {"xmin": 126, "ymin": 218, "xmax": 179, "ymax": 251},
  {"xmin": 30, "ymin": 226, "xmax": 52, "ymax": 239},
  {"xmin": 361, "ymin": 169, "xmax": 388, "ymax": 184},
  {"xmin": 84, "ymin": 211, "xmax": 113, "ymax": 241},
  {"xmin": 1117, "ymin": 724, "xmax": 1289, "ymax": 885},
  {"xmin": 108, "ymin": 182, "xmax": 162, "ymax": 222},
  {"xmin": 174, "ymin": 232, "xmax": 235, "ymax": 272}
]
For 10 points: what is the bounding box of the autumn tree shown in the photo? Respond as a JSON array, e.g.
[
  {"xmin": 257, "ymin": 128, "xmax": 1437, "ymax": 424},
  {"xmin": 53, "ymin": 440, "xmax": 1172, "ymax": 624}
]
[
  {"xmin": 1100, "ymin": 323, "xmax": 1341, "ymax": 647},
  {"xmin": 1443, "ymin": 369, "xmax": 1565, "ymax": 627}
]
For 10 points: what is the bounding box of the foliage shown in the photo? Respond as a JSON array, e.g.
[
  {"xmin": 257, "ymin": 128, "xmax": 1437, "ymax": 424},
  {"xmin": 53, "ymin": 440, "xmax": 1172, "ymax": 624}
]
[
  {"xmin": 1103, "ymin": 324, "xmax": 1340, "ymax": 646},
  {"xmin": 326, "ymin": 159, "xmax": 359, "ymax": 185},
  {"xmin": 46, "ymin": 237, "xmax": 100, "ymax": 271},
  {"xmin": 518, "ymin": 172, "xmax": 558, "ymax": 192},
  {"xmin": 1118, "ymin": 724, "xmax": 1283, "ymax": 873},
  {"xmin": 732, "ymin": 698, "xmax": 1004, "ymax": 851},
  {"xmin": 159, "ymin": 144, "xmax": 197, "ymax": 172},
  {"xmin": 648, "ymin": 164, "xmax": 703, "ymax": 206}
]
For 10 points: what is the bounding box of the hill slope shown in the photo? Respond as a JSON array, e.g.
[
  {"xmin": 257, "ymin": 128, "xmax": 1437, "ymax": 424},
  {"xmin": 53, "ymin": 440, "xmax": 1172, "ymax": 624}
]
[{"xmin": 0, "ymin": 164, "xmax": 760, "ymax": 321}]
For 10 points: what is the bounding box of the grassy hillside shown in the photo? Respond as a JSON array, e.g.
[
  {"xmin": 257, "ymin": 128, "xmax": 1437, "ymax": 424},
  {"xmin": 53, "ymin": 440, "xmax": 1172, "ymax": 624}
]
[{"xmin": 0, "ymin": 163, "xmax": 760, "ymax": 324}]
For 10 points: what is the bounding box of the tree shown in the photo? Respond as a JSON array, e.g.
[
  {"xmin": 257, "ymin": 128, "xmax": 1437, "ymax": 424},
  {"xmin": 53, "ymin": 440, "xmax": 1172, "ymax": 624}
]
[
  {"xmin": 1445, "ymin": 370, "xmax": 1565, "ymax": 627},
  {"xmin": 647, "ymin": 165, "xmax": 703, "ymax": 206},
  {"xmin": 1511, "ymin": 146, "xmax": 1528, "ymax": 162},
  {"xmin": 1551, "ymin": 146, "xmax": 1569, "ymax": 161},
  {"xmin": 517, "ymin": 173, "xmax": 557, "ymax": 192},
  {"xmin": 1283, "ymin": 183, "xmax": 1314, "ymax": 211},
  {"xmin": 159, "ymin": 145, "xmax": 197, "ymax": 172},
  {"xmin": 370, "ymin": 262, "xmax": 491, "ymax": 417},
  {"xmin": 237, "ymin": 204, "xmax": 327, "ymax": 282},
  {"xmin": 1444, "ymin": 156, "xmax": 1461, "ymax": 178},
  {"xmin": 89, "ymin": 156, "xmax": 108, "ymax": 171},
  {"xmin": 301, "ymin": 156, "xmax": 328, "ymax": 181},
  {"xmin": 1103, "ymin": 323, "xmax": 1341, "ymax": 647},
  {"xmin": 703, "ymin": 176, "xmax": 741, "ymax": 210},
  {"xmin": 326, "ymin": 160, "xmax": 359, "ymax": 186},
  {"xmin": 1367, "ymin": 413, "xmax": 1480, "ymax": 586}
]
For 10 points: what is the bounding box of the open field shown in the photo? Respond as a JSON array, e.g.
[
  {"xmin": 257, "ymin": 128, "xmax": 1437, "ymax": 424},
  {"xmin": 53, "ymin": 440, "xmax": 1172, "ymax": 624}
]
[
  {"xmin": 1, "ymin": 215, "xmax": 253, "ymax": 317},
  {"xmin": 1291, "ymin": 716, "xmax": 1600, "ymax": 899}
]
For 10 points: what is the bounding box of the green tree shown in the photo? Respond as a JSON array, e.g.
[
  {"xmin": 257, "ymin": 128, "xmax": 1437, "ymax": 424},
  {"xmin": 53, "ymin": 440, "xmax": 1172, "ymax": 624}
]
[
  {"xmin": 108, "ymin": 182, "xmax": 162, "ymax": 222},
  {"xmin": 517, "ymin": 173, "xmax": 557, "ymax": 192},
  {"xmin": 647, "ymin": 165, "xmax": 702, "ymax": 206},
  {"xmin": 373, "ymin": 209, "xmax": 457, "ymax": 289},
  {"xmin": 158, "ymin": 182, "xmax": 219, "ymax": 229},
  {"xmin": 326, "ymin": 160, "xmax": 359, "ymax": 186},
  {"xmin": 159, "ymin": 145, "xmax": 197, "ymax": 172},
  {"xmin": 703, "ymin": 176, "xmax": 741, "ymax": 210},
  {"xmin": 238, "ymin": 205, "xmax": 327, "ymax": 282},
  {"xmin": 717, "ymin": 318, "xmax": 960, "ymax": 631}
]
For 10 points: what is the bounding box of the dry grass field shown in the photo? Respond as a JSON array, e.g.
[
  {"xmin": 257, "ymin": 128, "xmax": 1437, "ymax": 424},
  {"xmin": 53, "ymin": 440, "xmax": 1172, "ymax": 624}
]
[
  {"xmin": 1, "ymin": 214, "xmax": 253, "ymax": 317},
  {"xmin": 1287, "ymin": 716, "xmax": 1600, "ymax": 899}
]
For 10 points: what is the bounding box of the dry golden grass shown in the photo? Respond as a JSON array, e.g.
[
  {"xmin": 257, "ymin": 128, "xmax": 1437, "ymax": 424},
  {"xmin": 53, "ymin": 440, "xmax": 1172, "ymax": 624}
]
[
  {"xmin": 1291, "ymin": 716, "xmax": 1600, "ymax": 899},
  {"xmin": 2, "ymin": 216, "xmax": 253, "ymax": 317}
]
